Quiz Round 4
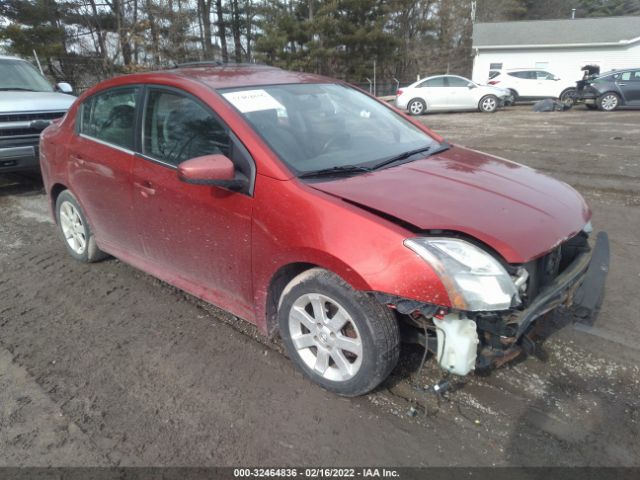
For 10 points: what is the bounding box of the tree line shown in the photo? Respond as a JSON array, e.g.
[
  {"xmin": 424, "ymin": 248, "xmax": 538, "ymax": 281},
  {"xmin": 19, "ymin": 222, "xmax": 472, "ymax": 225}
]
[{"xmin": 1, "ymin": 0, "xmax": 638, "ymax": 93}]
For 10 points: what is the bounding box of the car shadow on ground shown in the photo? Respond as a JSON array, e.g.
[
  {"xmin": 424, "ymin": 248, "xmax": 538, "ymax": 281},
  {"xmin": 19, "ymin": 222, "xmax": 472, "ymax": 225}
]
[{"xmin": 0, "ymin": 172, "xmax": 44, "ymax": 197}]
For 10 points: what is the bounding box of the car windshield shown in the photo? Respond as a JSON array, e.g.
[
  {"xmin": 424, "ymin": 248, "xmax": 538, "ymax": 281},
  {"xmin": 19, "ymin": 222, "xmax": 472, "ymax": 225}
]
[
  {"xmin": 220, "ymin": 83, "xmax": 437, "ymax": 175},
  {"xmin": 0, "ymin": 59, "xmax": 54, "ymax": 92}
]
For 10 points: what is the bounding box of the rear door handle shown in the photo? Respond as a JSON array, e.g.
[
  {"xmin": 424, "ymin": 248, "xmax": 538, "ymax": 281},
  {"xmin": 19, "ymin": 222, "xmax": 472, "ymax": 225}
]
[
  {"xmin": 70, "ymin": 154, "xmax": 85, "ymax": 167},
  {"xmin": 617, "ymin": 83, "xmax": 626, "ymax": 86},
  {"xmin": 134, "ymin": 180, "xmax": 156, "ymax": 197}
]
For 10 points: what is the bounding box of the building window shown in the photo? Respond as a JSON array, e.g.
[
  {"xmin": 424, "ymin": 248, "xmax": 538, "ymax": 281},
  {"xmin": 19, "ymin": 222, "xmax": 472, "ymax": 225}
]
[{"xmin": 489, "ymin": 63, "xmax": 503, "ymax": 70}]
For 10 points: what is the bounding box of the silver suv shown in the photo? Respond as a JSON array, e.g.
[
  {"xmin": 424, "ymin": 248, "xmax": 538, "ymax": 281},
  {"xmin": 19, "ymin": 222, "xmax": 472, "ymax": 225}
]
[{"xmin": 0, "ymin": 56, "xmax": 76, "ymax": 172}]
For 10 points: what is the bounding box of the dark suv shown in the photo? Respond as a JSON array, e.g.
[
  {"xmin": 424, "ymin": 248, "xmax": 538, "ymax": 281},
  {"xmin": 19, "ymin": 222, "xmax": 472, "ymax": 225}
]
[{"xmin": 578, "ymin": 68, "xmax": 640, "ymax": 111}]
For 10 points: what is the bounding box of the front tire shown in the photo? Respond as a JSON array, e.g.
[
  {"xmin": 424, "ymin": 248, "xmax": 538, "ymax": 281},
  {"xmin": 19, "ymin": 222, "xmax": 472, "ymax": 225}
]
[
  {"xmin": 598, "ymin": 92, "xmax": 620, "ymax": 111},
  {"xmin": 407, "ymin": 98, "xmax": 426, "ymax": 116},
  {"xmin": 479, "ymin": 95, "xmax": 498, "ymax": 113},
  {"xmin": 56, "ymin": 190, "xmax": 107, "ymax": 263},
  {"xmin": 278, "ymin": 268, "xmax": 400, "ymax": 396},
  {"xmin": 559, "ymin": 88, "xmax": 577, "ymax": 106}
]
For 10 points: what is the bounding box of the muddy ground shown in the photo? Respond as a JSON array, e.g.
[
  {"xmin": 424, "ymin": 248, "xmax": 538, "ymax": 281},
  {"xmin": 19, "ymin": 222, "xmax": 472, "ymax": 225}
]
[{"xmin": 0, "ymin": 106, "xmax": 639, "ymax": 467}]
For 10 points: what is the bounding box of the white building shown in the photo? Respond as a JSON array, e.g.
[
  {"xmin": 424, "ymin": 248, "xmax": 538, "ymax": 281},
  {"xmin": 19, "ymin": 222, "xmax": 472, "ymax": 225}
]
[{"xmin": 472, "ymin": 16, "xmax": 640, "ymax": 84}]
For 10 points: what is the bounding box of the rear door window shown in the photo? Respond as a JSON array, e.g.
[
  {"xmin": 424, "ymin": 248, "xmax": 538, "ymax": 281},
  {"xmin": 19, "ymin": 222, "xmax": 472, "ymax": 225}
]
[
  {"xmin": 421, "ymin": 77, "xmax": 447, "ymax": 88},
  {"xmin": 80, "ymin": 87, "xmax": 139, "ymax": 150},
  {"xmin": 508, "ymin": 71, "xmax": 534, "ymax": 80}
]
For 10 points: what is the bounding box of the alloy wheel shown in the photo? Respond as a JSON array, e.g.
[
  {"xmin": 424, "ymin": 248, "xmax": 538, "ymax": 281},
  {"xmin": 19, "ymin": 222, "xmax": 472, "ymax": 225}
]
[
  {"xmin": 288, "ymin": 293, "xmax": 363, "ymax": 382},
  {"xmin": 59, "ymin": 201, "xmax": 87, "ymax": 255},
  {"xmin": 481, "ymin": 96, "xmax": 497, "ymax": 112},
  {"xmin": 601, "ymin": 94, "xmax": 618, "ymax": 111},
  {"xmin": 409, "ymin": 100, "xmax": 424, "ymax": 115}
]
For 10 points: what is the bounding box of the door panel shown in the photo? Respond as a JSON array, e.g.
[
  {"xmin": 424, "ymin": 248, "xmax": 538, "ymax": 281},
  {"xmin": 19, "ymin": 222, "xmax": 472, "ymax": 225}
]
[
  {"xmin": 67, "ymin": 87, "xmax": 140, "ymax": 251},
  {"xmin": 445, "ymin": 77, "xmax": 477, "ymax": 109},
  {"xmin": 132, "ymin": 88, "xmax": 254, "ymax": 318},
  {"xmin": 419, "ymin": 77, "xmax": 447, "ymax": 109},
  {"xmin": 619, "ymin": 70, "xmax": 640, "ymax": 104}
]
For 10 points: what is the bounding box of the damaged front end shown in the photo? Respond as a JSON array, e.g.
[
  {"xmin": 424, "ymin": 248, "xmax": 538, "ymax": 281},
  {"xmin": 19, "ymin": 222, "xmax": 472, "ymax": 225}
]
[{"xmin": 374, "ymin": 228, "xmax": 610, "ymax": 377}]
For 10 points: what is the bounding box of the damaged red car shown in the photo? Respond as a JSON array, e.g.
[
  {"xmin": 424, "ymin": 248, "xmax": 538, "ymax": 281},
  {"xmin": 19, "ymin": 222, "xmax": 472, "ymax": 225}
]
[{"xmin": 40, "ymin": 64, "xmax": 609, "ymax": 396}]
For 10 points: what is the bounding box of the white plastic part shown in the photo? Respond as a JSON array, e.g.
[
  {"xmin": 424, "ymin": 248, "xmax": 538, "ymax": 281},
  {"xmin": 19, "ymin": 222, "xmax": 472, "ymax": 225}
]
[{"xmin": 433, "ymin": 314, "xmax": 479, "ymax": 376}]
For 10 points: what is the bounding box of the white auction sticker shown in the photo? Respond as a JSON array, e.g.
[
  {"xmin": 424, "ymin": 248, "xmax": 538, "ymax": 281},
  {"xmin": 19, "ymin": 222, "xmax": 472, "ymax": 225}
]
[{"xmin": 222, "ymin": 89, "xmax": 285, "ymax": 113}]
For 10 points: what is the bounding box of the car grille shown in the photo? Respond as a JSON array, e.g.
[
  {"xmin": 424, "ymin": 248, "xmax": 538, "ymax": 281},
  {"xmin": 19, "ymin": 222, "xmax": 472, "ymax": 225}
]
[
  {"xmin": 521, "ymin": 232, "xmax": 589, "ymax": 306},
  {"xmin": 0, "ymin": 111, "xmax": 66, "ymax": 139}
]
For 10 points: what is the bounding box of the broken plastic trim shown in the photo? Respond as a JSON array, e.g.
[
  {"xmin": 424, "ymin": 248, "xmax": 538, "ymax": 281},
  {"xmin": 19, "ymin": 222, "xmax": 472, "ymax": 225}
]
[{"xmin": 370, "ymin": 292, "xmax": 442, "ymax": 317}]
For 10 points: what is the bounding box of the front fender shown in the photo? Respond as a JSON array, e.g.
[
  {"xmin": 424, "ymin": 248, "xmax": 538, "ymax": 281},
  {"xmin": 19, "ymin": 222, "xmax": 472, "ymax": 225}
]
[{"xmin": 251, "ymin": 175, "xmax": 451, "ymax": 332}]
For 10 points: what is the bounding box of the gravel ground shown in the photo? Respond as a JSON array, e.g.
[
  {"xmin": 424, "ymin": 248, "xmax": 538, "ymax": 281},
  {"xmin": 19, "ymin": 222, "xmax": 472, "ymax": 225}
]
[{"xmin": 0, "ymin": 105, "xmax": 639, "ymax": 467}]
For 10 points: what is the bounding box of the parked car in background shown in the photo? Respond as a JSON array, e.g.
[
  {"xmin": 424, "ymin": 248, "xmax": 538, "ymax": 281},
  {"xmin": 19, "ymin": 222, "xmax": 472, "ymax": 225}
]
[
  {"xmin": 0, "ymin": 55, "xmax": 74, "ymax": 173},
  {"xmin": 40, "ymin": 64, "xmax": 608, "ymax": 396},
  {"xmin": 577, "ymin": 68, "xmax": 640, "ymax": 111},
  {"xmin": 488, "ymin": 69, "xmax": 577, "ymax": 104},
  {"xmin": 395, "ymin": 75, "xmax": 512, "ymax": 115}
]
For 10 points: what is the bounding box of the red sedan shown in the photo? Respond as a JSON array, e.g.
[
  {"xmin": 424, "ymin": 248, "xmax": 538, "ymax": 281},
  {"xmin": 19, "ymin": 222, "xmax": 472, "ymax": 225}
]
[{"xmin": 39, "ymin": 63, "xmax": 609, "ymax": 396}]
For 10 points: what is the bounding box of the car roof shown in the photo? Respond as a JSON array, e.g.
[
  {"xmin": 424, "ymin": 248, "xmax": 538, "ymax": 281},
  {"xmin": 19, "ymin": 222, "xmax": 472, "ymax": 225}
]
[
  {"xmin": 0, "ymin": 55, "xmax": 27, "ymax": 61},
  {"xmin": 131, "ymin": 63, "xmax": 336, "ymax": 90},
  {"xmin": 504, "ymin": 68, "xmax": 549, "ymax": 72},
  {"xmin": 598, "ymin": 68, "xmax": 639, "ymax": 76}
]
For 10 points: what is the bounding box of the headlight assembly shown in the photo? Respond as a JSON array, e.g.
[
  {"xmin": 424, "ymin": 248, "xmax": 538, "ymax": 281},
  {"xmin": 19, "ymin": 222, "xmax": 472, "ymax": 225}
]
[{"xmin": 404, "ymin": 237, "xmax": 520, "ymax": 311}]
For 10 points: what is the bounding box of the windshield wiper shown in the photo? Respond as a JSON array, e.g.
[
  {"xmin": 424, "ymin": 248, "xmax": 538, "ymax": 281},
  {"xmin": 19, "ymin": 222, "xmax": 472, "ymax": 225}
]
[
  {"xmin": 298, "ymin": 164, "xmax": 372, "ymax": 179},
  {"xmin": 0, "ymin": 87, "xmax": 38, "ymax": 91},
  {"xmin": 371, "ymin": 142, "xmax": 451, "ymax": 171}
]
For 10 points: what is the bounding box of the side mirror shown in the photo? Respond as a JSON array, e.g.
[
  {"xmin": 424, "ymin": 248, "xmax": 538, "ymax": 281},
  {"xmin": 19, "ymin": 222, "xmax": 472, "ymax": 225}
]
[
  {"xmin": 55, "ymin": 82, "xmax": 73, "ymax": 94},
  {"xmin": 177, "ymin": 154, "xmax": 246, "ymax": 190},
  {"xmin": 468, "ymin": 83, "xmax": 477, "ymax": 89}
]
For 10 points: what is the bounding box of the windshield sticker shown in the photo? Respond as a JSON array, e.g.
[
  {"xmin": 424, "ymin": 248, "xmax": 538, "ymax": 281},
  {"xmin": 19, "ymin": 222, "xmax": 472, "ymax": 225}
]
[{"xmin": 222, "ymin": 89, "xmax": 285, "ymax": 113}]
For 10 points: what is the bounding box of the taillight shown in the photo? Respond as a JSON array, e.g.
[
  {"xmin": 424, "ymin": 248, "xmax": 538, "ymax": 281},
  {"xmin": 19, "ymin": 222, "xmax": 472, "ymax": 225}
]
[
  {"xmin": 488, "ymin": 80, "xmax": 500, "ymax": 85},
  {"xmin": 396, "ymin": 89, "xmax": 403, "ymax": 96}
]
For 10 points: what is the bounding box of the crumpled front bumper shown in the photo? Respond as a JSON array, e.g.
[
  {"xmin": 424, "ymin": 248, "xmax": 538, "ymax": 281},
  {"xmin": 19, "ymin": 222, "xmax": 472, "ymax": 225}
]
[{"xmin": 514, "ymin": 231, "xmax": 610, "ymax": 339}]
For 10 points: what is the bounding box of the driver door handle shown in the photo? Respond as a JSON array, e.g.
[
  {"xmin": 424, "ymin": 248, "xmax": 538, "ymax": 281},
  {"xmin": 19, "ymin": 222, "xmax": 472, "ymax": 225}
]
[{"xmin": 134, "ymin": 180, "xmax": 156, "ymax": 197}]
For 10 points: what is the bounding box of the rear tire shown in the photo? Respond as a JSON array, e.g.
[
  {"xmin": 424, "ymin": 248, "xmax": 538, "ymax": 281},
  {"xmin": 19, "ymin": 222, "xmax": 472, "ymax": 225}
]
[
  {"xmin": 55, "ymin": 190, "xmax": 107, "ymax": 263},
  {"xmin": 278, "ymin": 268, "xmax": 400, "ymax": 396},
  {"xmin": 407, "ymin": 98, "xmax": 426, "ymax": 116},
  {"xmin": 479, "ymin": 95, "xmax": 498, "ymax": 113},
  {"xmin": 597, "ymin": 92, "xmax": 620, "ymax": 111}
]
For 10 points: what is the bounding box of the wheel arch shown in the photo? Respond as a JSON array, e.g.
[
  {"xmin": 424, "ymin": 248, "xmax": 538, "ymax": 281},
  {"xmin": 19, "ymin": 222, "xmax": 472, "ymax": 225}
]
[
  {"xmin": 262, "ymin": 253, "xmax": 374, "ymax": 337},
  {"xmin": 265, "ymin": 262, "xmax": 320, "ymax": 337},
  {"xmin": 50, "ymin": 183, "xmax": 69, "ymax": 224},
  {"xmin": 407, "ymin": 97, "xmax": 427, "ymax": 113}
]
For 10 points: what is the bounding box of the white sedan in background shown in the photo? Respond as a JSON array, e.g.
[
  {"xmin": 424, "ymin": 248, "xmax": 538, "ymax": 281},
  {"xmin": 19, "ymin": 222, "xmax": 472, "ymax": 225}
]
[{"xmin": 395, "ymin": 75, "xmax": 512, "ymax": 115}]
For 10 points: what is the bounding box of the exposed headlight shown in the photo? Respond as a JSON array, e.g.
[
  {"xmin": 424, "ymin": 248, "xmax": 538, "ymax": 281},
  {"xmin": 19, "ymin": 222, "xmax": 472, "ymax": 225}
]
[{"xmin": 404, "ymin": 237, "xmax": 520, "ymax": 311}]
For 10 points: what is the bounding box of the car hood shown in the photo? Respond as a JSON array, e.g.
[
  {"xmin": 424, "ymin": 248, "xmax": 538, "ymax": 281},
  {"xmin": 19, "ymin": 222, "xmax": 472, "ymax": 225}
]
[
  {"xmin": 0, "ymin": 91, "xmax": 75, "ymax": 113},
  {"xmin": 310, "ymin": 146, "xmax": 590, "ymax": 263}
]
